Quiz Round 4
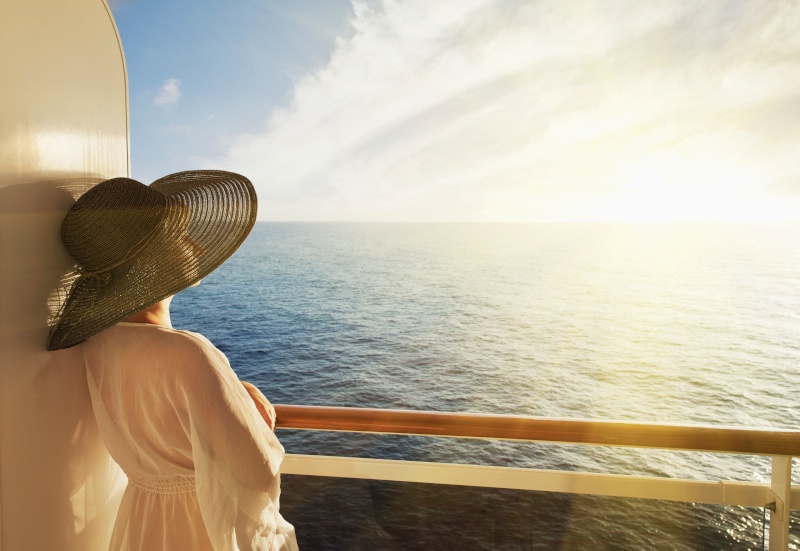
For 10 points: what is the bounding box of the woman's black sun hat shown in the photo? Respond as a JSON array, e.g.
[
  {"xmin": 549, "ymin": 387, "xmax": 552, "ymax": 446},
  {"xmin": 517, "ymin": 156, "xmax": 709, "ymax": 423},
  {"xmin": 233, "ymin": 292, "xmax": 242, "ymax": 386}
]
[{"xmin": 47, "ymin": 170, "xmax": 257, "ymax": 351}]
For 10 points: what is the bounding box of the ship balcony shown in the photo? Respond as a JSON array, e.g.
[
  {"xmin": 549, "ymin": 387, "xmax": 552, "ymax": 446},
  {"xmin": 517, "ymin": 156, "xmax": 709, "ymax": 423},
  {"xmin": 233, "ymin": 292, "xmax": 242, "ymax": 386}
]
[{"xmin": 274, "ymin": 405, "xmax": 800, "ymax": 550}]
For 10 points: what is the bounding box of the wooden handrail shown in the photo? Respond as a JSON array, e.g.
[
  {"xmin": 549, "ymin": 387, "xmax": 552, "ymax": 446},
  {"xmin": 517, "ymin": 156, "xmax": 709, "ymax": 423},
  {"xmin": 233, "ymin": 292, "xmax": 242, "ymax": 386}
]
[{"xmin": 274, "ymin": 404, "xmax": 800, "ymax": 457}]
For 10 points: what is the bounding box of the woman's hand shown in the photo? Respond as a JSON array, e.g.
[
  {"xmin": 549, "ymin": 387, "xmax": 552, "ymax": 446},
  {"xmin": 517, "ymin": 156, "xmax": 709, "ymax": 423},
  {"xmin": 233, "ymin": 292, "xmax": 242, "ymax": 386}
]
[{"xmin": 241, "ymin": 380, "xmax": 276, "ymax": 431}]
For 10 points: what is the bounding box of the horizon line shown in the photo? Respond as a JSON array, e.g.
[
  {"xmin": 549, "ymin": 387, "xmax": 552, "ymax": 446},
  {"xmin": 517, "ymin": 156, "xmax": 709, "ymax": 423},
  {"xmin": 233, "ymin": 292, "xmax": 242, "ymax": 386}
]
[{"xmin": 253, "ymin": 220, "xmax": 800, "ymax": 225}]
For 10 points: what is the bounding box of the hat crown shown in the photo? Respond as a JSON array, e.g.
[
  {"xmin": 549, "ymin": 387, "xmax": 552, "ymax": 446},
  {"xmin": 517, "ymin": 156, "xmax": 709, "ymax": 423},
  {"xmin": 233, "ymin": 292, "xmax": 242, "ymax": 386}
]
[{"xmin": 61, "ymin": 178, "xmax": 167, "ymax": 272}]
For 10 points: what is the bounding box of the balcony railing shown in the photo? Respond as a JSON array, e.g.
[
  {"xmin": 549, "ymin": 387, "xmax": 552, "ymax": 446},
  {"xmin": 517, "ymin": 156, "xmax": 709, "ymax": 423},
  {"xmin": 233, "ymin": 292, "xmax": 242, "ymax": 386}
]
[{"xmin": 274, "ymin": 405, "xmax": 800, "ymax": 550}]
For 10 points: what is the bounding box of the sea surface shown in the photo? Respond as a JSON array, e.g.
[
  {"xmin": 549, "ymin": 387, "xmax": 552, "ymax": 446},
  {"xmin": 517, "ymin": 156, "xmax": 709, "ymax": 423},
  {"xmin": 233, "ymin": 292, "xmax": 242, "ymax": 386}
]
[{"xmin": 172, "ymin": 222, "xmax": 800, "ymax": 550}]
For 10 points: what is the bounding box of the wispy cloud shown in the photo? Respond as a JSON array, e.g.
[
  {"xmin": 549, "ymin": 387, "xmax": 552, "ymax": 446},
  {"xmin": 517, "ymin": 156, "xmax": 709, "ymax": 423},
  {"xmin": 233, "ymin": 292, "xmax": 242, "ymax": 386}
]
[
  {"xmin": 214, "ymin": 0, "xmax": 800, "ymax": 221},
  {"xmin": 154, "ymin": 78, "xmax": 182, "ymax": 107}
]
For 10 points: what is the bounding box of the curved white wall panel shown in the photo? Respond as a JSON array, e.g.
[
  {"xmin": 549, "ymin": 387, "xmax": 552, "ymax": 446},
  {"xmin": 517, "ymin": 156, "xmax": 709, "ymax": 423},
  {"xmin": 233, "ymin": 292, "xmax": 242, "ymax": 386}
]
[{"xmin": 0, "ymin": 0, "xmax": 128, "ymax": 549}]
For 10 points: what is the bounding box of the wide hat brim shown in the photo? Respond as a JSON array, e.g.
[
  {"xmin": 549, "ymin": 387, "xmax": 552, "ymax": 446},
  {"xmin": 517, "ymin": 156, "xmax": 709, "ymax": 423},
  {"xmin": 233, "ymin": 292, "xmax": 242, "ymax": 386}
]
[{"xmin": 47, "ymin": 170, "xmax": 257, "ymax": 351}]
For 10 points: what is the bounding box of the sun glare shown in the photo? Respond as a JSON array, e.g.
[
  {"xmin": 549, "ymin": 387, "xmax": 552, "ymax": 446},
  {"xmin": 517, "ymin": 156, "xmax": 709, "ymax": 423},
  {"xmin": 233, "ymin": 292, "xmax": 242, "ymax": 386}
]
[{"xmin": 568, "ymin": 159, "xmax": 790, "ymax": 223}]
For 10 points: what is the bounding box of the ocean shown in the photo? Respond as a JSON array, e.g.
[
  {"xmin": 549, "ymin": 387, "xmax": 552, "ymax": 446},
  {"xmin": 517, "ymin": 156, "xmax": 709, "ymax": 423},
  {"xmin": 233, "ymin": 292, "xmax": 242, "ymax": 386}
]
[{"xmin": 172, "ymin": 222, "xmax": 800, "ymax": 550}]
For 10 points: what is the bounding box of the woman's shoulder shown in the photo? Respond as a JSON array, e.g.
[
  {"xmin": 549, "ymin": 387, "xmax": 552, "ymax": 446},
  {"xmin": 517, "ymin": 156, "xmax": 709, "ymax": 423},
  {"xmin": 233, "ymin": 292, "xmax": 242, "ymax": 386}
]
[
  {"xmin": 86, "ymin": 325, "xmax": 236, "ymax": 400},
  {"xmin": 109, "ymin": 323, "xmax": 226, "ymax": 364}
]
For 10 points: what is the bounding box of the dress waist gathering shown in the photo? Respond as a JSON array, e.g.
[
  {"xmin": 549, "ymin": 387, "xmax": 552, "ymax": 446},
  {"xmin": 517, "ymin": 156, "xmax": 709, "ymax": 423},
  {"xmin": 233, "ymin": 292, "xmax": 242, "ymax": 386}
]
[{"xmin": 126, "ymin": 473, "xmax": 196, "ymax": 495}]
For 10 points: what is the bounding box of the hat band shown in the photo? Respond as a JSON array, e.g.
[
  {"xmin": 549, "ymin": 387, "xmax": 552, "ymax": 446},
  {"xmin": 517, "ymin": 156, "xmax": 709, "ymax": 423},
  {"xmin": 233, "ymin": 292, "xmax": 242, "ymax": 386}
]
[
  {"xmin": 73, "ymin": 207, "xmax": 168, "ymax": 288},
  {"xmin": 76, "ymin": 266, "xmax": 112, "ymax": 286}
]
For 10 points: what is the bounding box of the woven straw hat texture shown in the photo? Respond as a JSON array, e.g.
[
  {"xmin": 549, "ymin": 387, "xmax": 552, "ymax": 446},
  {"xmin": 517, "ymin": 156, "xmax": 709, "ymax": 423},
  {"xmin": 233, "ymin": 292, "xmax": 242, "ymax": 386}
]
[{"xmin": 47, "ymin": 170, "xmax": 257, "ymax": 351}]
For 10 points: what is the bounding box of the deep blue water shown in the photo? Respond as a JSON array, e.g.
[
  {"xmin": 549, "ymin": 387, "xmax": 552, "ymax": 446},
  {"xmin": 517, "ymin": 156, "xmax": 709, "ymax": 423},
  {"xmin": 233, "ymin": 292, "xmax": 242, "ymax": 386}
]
[{"xmin": 172, "ymin": 222, "xmax": 800, "ymax": 550}]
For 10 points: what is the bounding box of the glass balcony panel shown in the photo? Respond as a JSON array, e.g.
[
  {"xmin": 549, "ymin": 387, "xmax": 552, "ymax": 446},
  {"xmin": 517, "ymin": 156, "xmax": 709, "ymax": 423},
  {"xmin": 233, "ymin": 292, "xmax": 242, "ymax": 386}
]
[{"xmin": 281, "ymin": 476, "xmax": 770, "ymax": 550}]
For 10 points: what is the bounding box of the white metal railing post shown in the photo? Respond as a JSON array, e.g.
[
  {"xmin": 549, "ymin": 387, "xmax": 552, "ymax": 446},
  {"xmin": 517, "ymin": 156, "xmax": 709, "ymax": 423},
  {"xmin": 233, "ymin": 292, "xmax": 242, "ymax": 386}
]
[{"xmin": 768, "ymin": 456, "xmax": 792, "ymax": 550}]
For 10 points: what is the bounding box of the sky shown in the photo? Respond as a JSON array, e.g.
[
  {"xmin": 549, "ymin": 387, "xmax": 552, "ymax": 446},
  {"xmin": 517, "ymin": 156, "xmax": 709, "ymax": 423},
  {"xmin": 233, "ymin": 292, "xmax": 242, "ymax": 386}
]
[{"xmin": 110, "ymin": 0, "xmax": 800, "ymax": 222}]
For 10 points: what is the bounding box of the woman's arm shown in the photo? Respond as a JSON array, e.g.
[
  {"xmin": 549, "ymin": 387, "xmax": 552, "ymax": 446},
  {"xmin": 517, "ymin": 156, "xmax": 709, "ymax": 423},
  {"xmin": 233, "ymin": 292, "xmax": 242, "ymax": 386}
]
[{"xmin": 241, "ymin": 380, "xmax": 276, "ymax": 431}]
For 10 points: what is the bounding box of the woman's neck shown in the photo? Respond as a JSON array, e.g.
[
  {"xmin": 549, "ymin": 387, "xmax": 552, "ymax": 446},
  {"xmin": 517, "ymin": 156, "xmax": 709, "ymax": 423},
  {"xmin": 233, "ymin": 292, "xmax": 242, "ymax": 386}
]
[{"xmin": 121, "ymin": 296, "xmax": 173, "ymax": 327}]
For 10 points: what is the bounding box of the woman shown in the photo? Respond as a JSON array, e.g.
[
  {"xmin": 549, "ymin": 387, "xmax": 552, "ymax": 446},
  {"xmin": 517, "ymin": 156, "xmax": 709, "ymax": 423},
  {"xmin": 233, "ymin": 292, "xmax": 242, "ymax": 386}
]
[{"xmin": 47, "ymin": 171, "xmax": 297, "ymax": 551}]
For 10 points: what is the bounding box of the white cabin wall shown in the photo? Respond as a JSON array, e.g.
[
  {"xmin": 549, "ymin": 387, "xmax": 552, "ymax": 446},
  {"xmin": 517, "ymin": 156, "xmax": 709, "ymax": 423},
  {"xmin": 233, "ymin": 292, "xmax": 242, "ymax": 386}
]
[{"xmin": 0, "ymin": 0, "xmax": 128, "ymax": 549}]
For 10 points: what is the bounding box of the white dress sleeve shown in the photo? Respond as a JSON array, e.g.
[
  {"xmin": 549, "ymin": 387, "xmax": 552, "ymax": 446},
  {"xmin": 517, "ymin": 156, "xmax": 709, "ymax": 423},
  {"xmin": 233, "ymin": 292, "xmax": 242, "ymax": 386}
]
[{"xmin": 178, "ymin": 332, "xmax": 297, "ymax": 551}]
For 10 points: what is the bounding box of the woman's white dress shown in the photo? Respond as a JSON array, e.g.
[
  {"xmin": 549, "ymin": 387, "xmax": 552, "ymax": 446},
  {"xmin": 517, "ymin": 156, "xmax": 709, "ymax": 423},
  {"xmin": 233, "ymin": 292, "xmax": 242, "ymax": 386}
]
[{"xmin": 84, "ymin": 322, "xmax": 298, "ymax": 551}]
